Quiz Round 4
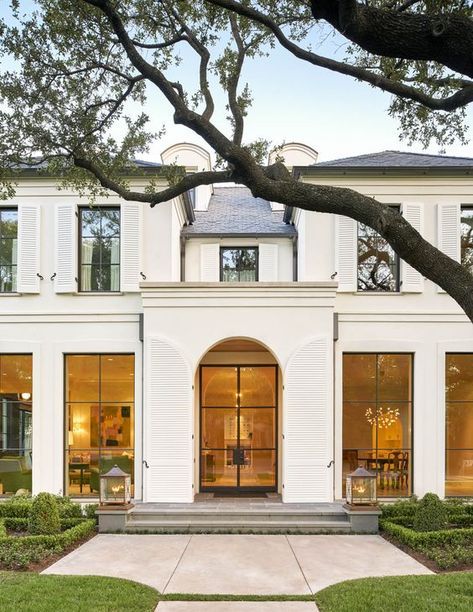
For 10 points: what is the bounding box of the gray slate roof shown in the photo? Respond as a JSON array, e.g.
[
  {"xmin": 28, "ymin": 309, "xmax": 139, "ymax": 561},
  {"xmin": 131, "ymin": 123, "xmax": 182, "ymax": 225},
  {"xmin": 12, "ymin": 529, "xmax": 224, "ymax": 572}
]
[
  {"xmin": 182, "ymin": 186, "xmax": 296, "ymax": 236},
  {"xmin": 315, "ymin": 150, "xmax": 473, "ymax": 168}
]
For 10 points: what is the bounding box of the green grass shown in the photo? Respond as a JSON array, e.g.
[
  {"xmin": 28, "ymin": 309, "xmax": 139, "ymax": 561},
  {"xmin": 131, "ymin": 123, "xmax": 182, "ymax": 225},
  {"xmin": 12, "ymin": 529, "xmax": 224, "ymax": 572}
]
[
  {"xmin": 2, "ymin": 571, "xmax": 473, "ymax": 611},
  {"xmin": 315, "ymin": 573, "xmax": 473, "ymax": 612},
  {"xmin": 0, "ymin": 573, "xmax": 159, "ymax": 612}
]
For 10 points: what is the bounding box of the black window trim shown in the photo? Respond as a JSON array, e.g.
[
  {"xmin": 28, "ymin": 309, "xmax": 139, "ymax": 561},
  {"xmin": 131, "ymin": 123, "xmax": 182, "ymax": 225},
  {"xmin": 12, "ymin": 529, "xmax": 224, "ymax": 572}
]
[
  {"xmin": 0, "ymin": 205, "xmax": 19, "ymax": 294},
  {"xmin": 357, "ymin": 204, "xmax": 401, "ymax": 293},
  {"xmin": 219, "ymin": 246, "xmax": 259, "ymax": 282},
  {"xmin": 78, "ymin": 205, "xmax": 121, "ymax": 293}
]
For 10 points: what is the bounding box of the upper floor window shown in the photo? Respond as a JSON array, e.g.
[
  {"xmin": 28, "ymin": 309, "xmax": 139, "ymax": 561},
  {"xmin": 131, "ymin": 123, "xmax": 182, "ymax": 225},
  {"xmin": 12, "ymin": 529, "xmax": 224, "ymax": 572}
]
[
  {"xmin": 0, "ymin": 208, "xmax": 18, "ymax": 293},
  {"xmin": 220, "ymin": 247, "xmax": 258, "ymax": 282},
  {"xmin": 357, "ymin": 208, "xmax": 400, "ymax": 292},
  {"xmin": 461, "ymin": 207, "xmax": 473, "ymax": 274},
  {"xmin": 79, "ymin": 207, "xmax": 120, "ymax": 292}
]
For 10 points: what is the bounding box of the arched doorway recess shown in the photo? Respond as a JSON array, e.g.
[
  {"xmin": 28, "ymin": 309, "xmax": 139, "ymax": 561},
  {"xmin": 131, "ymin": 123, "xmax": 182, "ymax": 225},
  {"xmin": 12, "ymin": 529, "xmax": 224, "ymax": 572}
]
[{"xmin": 198, "ymin": 339, "xmax": 279, "ymax": 494}]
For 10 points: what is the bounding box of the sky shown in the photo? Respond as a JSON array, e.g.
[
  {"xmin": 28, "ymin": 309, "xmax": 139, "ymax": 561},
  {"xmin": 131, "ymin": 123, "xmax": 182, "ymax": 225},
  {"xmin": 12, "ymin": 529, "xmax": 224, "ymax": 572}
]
[{"xmin": 1, "ymin": 2, "xmax": 472, "ymax": 164}]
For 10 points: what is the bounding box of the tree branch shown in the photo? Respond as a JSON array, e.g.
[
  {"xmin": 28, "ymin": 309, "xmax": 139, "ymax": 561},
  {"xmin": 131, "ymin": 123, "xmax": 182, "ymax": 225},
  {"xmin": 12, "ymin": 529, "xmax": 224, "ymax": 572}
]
[
  {"xmin": 311, "ymin": 0, "xmax": 473, "ymax": 78},
  {"xmin": 227, "ymin": 14, "xmax": 245, "ymax": 145},
  {"xmin": 205, "ymin": 0, "xmax": 473, "ymax": 111},
  {"xmin": 72, "ymin": 154, "xmax": 235, "ymax": 205}
]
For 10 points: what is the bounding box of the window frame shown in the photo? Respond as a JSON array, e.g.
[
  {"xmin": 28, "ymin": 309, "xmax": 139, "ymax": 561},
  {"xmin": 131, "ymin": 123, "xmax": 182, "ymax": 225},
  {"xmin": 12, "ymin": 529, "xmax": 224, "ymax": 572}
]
[
  {"xmin": 445, "ymin": 352, "xmax": 473, "ymax": 497},
  {"xmin": 0, "ymin": 353, "xmax": 33, "ymax": 497},
  {"xmin": 63, "ymin": 353, "xmax": 135, "ymax": 498},
  {"xmin": 357, "ymin": 205, "xmax": 401, "ymax": 293},
  {"xmin": 78, "ymin": 206, "xmax": 121, "ymax": 293},
  {"xmin": 0, "ymin": 206, "xmax": 18, "ymax": 293},
  {"xmin": 219, "ymin": 246, "xmax": 259, "ymax": 282},
  {"xmin": 342, "ymin": 352, "xmax": 414, "ymax": 498},
  {"xmin": 460, "ymin": 206, "xmax": 473, "ymax": 274}
]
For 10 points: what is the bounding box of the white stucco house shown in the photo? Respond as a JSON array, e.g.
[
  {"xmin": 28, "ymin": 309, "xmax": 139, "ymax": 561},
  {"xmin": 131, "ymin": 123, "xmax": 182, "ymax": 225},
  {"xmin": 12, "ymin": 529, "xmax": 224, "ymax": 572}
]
[{"xmin": 1, "ymin": 142, "xmax": 473, "ymax": 505}]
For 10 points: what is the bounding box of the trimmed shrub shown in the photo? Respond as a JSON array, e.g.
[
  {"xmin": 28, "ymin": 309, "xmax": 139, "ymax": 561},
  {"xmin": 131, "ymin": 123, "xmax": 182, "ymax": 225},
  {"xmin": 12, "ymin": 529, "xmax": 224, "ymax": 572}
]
[
  {"xmin": 413, "ymin": 493, "xmax": 448, "ymax": 532},
  {"xmin": 380, "ymin": 498, "xmax": 418, "ymax": 520},
  {"xmin": 0, "ymin": 501, "xmax": 31, "ymax": 518},
  {"xmin": 0, "ymin": 519, "xmax": 95, "ymax": 569},
  {"xmin": 28, "ymin": 493, "xmax": 61, "ymax": 536},
  {"xmin": 83, "ymin": 503, "xmax": 99, "ymax": 521},
  {"xmin": 0, "ymin": 519, "xmax": 6, "ymax": 537}
]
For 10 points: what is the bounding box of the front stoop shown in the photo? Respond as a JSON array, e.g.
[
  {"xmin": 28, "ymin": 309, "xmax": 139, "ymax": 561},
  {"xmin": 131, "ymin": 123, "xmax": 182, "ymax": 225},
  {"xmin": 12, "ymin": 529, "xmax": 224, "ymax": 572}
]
[{"xmin": 95, "ymin": 500, "xmax": 379, "ymax": 534}]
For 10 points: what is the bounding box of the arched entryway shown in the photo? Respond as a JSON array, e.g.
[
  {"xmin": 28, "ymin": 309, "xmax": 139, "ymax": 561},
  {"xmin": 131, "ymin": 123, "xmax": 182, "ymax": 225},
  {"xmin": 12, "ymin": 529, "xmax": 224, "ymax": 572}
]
[{"xmin": 198, "ymin": 339, "xmax": 279, "ymax": 494}]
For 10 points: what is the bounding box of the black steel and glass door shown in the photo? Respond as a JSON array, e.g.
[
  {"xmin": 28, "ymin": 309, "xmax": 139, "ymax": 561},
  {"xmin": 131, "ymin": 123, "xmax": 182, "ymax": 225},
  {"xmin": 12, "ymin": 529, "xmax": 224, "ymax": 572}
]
[{"xmin": 200, "ymin": 365, "xmax": 277, "ymax": 492}]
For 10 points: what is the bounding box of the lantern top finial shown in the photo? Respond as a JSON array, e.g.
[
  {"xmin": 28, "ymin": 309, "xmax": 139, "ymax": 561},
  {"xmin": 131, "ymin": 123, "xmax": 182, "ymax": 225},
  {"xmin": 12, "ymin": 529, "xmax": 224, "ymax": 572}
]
[
  {"xmin": 348, "ymin": 466, "xmax": 376, "ymax": 478},
  {"xmin": 102, "ymin": 464, "xmax": 129, "ymax": 478}
]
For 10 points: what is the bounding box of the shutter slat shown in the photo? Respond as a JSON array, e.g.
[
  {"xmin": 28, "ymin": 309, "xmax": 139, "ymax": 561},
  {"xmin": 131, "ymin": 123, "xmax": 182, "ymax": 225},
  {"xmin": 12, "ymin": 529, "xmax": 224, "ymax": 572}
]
[
  {"xmin": 120, "ymin": 203, "xmax": 142, "ymax": 292},
  {"xmin": 335, "ymin": 215, "xmax": 357, "ymax": 292},
  {"xmin": 17, "ymin": 204, "xmax": 41, "ymax": 293},
  {"xmin": 284, "ymin": 337, "xmax": 331, "ymax": 502},
  {"xmin": 144, "ymin": 337, "xmax": 193, "ymax": 502},
  {"xmin": 200, "ymin": 243, "xmax": 220, "ymax": 281},
  {"xmin": 55, "ymin": 204, "xmax": 77, "ymax": 293},
  {"xmin": 258, "ymin": 243, "xmax": 278, "ymax": 281},
  {"xmin": 401, "ymin": 202, "xmax": 424, "ymax": 293},
  {"xmin": 437, "ymin": 203, "xmax": 461, "ymax": 293}
]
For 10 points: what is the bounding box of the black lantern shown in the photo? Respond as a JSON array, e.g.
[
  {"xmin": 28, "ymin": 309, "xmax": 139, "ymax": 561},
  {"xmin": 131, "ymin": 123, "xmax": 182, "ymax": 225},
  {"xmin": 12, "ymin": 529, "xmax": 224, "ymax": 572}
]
[
  {"xmin": 100, "ymin": 465, "xmax": 131, "ymax": 506},
  {"xmin": 346, "ymin": 466, "xmax": 377, "ymax": 507}
]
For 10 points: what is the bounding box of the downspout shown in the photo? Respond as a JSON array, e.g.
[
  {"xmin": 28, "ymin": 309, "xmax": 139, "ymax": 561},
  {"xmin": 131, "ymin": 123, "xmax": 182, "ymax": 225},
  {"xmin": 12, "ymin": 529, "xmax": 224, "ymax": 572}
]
[
  {"xmin": 180, "ymin": 236, "xmax": 186, "ymax": 282},
  {"xmin": 292, "ymin": 235, "xmax": 298, "ymax": 282},
  {"xmin": 333, "ymin": 312, "xmax": 339, "ymax": 501}
]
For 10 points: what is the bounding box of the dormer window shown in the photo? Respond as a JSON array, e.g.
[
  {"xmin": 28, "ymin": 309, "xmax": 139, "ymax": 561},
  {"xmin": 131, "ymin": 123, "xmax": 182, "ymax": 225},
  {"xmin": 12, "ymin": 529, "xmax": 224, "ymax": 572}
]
[{"xmin": 220, "ymin": 247, "xmax": 258, "ymax": 282}]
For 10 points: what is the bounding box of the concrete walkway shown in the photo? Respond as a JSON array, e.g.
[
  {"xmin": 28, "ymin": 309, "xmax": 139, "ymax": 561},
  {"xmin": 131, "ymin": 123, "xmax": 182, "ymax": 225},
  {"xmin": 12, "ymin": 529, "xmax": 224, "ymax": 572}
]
[{"xmin": 43, "ymin": 534, "xmax": 431, "ymax": 610}]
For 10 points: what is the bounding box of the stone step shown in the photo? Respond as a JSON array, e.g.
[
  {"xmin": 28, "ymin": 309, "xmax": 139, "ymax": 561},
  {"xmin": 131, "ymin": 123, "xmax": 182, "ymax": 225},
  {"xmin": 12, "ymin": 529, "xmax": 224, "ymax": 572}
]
[
  {"xmin": 129, "ymin": 511, "xmax": 347, "ymax": 522},
  {"xmin": 125, "ymin": 518, "xmax": 351, "ymax": 534}
]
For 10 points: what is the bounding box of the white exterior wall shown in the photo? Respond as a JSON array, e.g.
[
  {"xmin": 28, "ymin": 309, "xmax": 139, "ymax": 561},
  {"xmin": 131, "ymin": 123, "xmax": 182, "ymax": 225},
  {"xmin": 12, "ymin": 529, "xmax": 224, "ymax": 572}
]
[
  {"xmin": 142, "ymin": 283, "xmax": 336, "ymax": 503},
  {"xmin": 184, "ymin": 237, "xmax": 293, "ymax": 281},
  {"xmin": 3, "ymin": 165, "xmax": 473, "ymax": 503}
]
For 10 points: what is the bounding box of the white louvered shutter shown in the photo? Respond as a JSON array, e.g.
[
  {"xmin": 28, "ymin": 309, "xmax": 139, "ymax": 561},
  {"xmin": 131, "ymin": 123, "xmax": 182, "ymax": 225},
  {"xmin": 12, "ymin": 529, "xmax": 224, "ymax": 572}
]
[
  {"xmin": 144, "ymin": 337, "xmax": 193, "ymax": 502},
  {"xmin": 258, "ymin": 243, "xmax": 278, "ymax": 281},
  {"xmin": 200, "ymin": 243, "xmax": 220, "ymax": 281},
  {"xmin": 401, "ymin": 202, "xmax": 424, "ymax": 293},
  {"xmin": 335, "ymin": 215, "xmax": 357, "ymax": 292},
  {"xmin": 283, "ymin": 337, "xmax": 332, "ymax": 502},
  {"xmin": 120, "ymin": 203, "xmax": 143, "ymax": 292},
  {"xmin": 17, "ymin": 204, "xmax": 41, "ymax": 293},
  {"xmin": 55, "ymin": 204, "xmax": 77, "ymax": 293},
  {"xmin": 437, "ymin": 203, "xmax": 461, "ymax": 293}
]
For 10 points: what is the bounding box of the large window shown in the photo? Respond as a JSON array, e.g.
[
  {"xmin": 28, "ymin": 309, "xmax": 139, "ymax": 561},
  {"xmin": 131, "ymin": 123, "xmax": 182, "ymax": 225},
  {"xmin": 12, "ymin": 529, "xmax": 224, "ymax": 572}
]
[
  {"xmin": 0, "ymin": 355, "xmax": 33, "ymax": 496},
  {"xmin": 461, "ymin": 207, "xmax": 473, "ymax": 274},
  {"xmin": 79, "ymin": 207, "xmax": 120, "ymax": 292},
  {"xmin": 220, "ymin": 247, "xmax": 258, "ymax": 282},
  {"xmin": 343, "ymin": 353, "xmax": 413, "ymax": 498},
  {"xmin": 0, "ymin": 208, "xmax": 18, "ymax": 293},
  {"xmin": 357, "ymin": 209, "xmax": 400, "ymax": 292},
  {"xmin": 65, "ymin": 354, "xmax": 134, "ymax": 497},
  {"xmin": 446, "ymin": 354, "xmax": 473, "ymax": 497}
]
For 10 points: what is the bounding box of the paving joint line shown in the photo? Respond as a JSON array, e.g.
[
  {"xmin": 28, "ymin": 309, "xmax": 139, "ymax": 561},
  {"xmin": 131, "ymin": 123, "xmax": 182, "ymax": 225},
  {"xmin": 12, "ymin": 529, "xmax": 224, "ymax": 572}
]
[
  {"xmin": 162, "ymin": 534, "xmax": 194, "ymax": 595},
  {"xmin": 285, "ymin": 534, "xmax": 313, "ymax": 597}
]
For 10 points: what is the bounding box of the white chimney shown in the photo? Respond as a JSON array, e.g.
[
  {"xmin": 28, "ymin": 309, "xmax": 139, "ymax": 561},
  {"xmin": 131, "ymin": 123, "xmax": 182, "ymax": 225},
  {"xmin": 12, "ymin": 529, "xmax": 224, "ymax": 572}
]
[
  {"xmin": 161, "ymin": 143, "xmax": 212, "ymax": 211},
  {"xmin": 268, "ymin": 143, "xmax": 318, "ymax": 211}
]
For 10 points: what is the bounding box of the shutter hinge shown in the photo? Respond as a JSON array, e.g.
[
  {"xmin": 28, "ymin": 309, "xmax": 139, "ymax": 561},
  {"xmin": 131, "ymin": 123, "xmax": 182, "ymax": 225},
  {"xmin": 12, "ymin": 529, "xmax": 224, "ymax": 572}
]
[
  {"xmin": 36, "ymin": 273, "xmax": 44, "ymax": 280},
  {"xmin": 50, "ymin": 272, "xmax": 56, "ymax": 281},
  {"xmin": 192, "ymin": 385, "xmax": 195, "ymax": 390},
  {"xmin": 140, "ymin": 272, "xmax": 147, "ymax": 280},
  {"xmin": 75, "ymin": 211, "xmax": 79, "ymax": 218},
  {"xmin": 192, "ymin": 434, "xmax": 194, "ymax": 440},
  {"xmin": 74, "ymin": 277, "xmax": 78, "ymax": 284}
]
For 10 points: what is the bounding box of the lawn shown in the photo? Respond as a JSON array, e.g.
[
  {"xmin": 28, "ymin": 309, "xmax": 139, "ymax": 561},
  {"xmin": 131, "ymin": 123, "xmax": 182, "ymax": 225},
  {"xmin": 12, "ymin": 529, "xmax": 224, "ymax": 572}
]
[
  {"xmin": 315, "ymin": 573, "xmax": 473, "ymax": 612},
  {"xmin": 0, "ymin": 573, "xmax": 160, "ymax": 612}
]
